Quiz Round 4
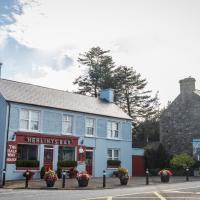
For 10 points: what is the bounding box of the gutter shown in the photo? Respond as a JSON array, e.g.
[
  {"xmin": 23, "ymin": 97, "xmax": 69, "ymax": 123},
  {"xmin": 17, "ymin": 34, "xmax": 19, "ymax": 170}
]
[
  {"xmin": 8, "ymin": 101, "xmax": 132, "ymax": 121},
  {"xmin": 4, "ymin": 101, "xmax": 11, "ymax": 171}
]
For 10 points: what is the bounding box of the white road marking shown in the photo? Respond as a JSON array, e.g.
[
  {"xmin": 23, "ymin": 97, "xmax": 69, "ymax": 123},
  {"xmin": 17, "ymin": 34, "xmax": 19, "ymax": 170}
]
[
  {"xmin": 114, "ymin": 197, "xmax": 159, "ymax": 199},
  {"xmin": 163, "ymin": 185, "xmax": 200, "ymax": 192},
  {"xmin": 154, "ymin": 192, "xmax": 167, "ymax": 200}
]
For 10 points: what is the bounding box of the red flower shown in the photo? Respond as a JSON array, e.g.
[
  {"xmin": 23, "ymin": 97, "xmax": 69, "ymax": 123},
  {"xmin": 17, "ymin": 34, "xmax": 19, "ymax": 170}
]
[
  {"xmin": 76, "ymin": 171, "xmax": 90, "ymax": 181},
  {"xmin": 158, "ymin": 169, "xmax": 173, "ymax": 176}
]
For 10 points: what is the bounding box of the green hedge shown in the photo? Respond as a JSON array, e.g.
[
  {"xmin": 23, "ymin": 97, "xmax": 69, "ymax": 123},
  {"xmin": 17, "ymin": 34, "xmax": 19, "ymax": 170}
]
[
  {"xmin": 16, "ymin": 160, "xmax": 39, "ymax": 168},
  {"xmin": 57, "ymin": 160, "xmax": 77, "ymax": 167},
  {"xmin": 107, "ymin": 160, "xmax": 121, "ymax": 167}
]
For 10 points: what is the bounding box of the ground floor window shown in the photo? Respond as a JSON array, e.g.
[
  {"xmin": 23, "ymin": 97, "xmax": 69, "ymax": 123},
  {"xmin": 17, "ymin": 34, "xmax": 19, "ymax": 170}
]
[
  {"xmin": 16, "ymin": 144, "xmax": 39, "ymax": 168},
  {"xmin": 17, "ymin": 144, "xmax": 38, "ymax": 160},
  {"xmin": 58, "ymin": 146, "xmax": 75, "ymax": 161},
  {"xmin": 107, "ymin": 149, "xmax": 121, "ymax": 168},
  {"xmin": 108, "ymin": 149, "xmax": 119, "ymax": 160}
]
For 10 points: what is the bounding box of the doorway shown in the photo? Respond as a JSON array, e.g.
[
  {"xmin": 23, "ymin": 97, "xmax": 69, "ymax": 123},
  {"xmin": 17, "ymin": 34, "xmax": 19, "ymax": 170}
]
[
  {"xmin": 132, "ymin": 155, "xmax": 145, "ymax": 176},
  {"xmin": 86, "ymin": 148, "xmax": 93, "ymax": 175},
  {"xmin": 44, "ymin": 145, "xmax": 54, "ymax": 171}
]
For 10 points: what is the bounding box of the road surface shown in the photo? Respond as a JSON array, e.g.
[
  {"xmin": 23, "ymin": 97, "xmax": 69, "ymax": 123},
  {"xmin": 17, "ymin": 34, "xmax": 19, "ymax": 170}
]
[{"xmin": 1, "ymin": 181, "xmax": 200, "ymax": 200}]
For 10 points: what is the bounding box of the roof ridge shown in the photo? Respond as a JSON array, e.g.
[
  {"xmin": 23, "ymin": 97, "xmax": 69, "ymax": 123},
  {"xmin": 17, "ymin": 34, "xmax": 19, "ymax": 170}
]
[{"xmin": 0, "ymin": 78, "xmax": 98, "ymax": 99}]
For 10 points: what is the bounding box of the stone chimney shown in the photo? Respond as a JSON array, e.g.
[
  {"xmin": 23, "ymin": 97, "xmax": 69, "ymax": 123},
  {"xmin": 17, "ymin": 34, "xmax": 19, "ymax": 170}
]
[
  {"xmin": 179, "ymin": 77, "xmax": 195, "ymax": 94},
  {"xmin": 99, "ymin": 89, "xmax": 114, "ymax": 103}
]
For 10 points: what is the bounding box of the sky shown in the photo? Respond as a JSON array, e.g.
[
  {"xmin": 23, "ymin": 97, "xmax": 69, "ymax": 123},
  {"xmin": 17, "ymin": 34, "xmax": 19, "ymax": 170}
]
[{"xmin": 0, "ymin": 0, "xmax": 200, "ymax": 107}]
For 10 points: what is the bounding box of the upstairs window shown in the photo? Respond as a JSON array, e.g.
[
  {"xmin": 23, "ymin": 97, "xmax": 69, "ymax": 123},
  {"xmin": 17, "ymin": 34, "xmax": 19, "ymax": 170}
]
[
  {"xmin": 20, "ymin": 109, "xmax": 40, "ymax": 131},
  {"xmin": 85, "ymin": 118, "xmax": 95, "ymax": 136},
  {"xmin": 107, "ymin": 121, "xmax": 119, "ymax": 138},
  {"xmin": 63, "ymin": 115, "xmax": 73, "ymax": 134}
]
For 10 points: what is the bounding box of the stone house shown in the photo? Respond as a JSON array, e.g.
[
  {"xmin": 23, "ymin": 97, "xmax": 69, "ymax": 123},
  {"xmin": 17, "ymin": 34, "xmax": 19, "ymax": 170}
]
[{"xmin": 160, "ymin": 77, "xmax": 200, "ymax": 157}]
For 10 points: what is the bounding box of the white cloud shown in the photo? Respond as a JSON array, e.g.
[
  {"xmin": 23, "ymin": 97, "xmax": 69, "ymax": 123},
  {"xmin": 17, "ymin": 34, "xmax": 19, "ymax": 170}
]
[
  {"xmin": 13, "ymin": 64, "xmax": 81, "ymax": 91},
  {"xmin": 2, "ymin": 0, "xmax": 200, "ymax": 105},
  {"xmin": 0, "ymin": 28, "xmax": 8, "ymax": 47}
]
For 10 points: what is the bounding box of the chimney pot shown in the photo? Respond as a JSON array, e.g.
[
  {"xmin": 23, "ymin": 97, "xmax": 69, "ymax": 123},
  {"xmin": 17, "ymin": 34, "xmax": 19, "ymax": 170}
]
[{"xmin": 179, "ymin": 77, "xmax": 195, "ymax": 94}]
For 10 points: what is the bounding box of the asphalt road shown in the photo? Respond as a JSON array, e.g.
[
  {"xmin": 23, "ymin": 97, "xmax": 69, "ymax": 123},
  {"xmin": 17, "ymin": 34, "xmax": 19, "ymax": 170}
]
[{"xmin": 1, "ymin": 181, "xmax": 200, "ymax": 200}]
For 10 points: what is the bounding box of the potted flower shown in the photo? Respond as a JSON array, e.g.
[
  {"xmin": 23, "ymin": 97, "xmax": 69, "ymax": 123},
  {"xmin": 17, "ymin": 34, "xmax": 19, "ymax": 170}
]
[
  {"xmin": 76, "ymin": 171, "xmax": 90, "ymax": 187},
  {"xmin": 158, "ymin": 169, "xmax": 173, "ymax": 183},
  {"xmin": 117, "ymin": 167, "xmax": 129, "ymax": 185},
  {"xmin": 44, "ymin": 170, "xmax": 58, "ymax": 187}
]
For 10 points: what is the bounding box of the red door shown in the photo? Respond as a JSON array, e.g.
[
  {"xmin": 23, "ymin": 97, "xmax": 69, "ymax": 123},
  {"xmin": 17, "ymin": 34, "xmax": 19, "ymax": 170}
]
[
  {"xmin": 44, "ymin": 146, "xmax": 54, "ymax": 171},
  {"xmin": 86, "ymin": 150, "xmax": 93, "ymax": 175},
  {"xmin": 132, "ymin": 155, "xmax": 145, "ymax": 176}
]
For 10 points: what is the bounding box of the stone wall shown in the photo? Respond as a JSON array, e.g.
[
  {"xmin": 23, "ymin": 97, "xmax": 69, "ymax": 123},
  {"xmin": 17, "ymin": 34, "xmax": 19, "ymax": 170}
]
[{"xmin": 160, "ymin": 92, "xmax": 200, "ymax": 156}]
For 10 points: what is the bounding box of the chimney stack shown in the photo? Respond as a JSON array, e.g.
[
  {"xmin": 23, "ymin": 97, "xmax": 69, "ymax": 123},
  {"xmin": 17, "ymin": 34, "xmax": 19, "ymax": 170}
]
[
  {"xmin": 0, "ymin": 62, "xmax": 2, "ymax": 79},
  {"xmin": 99, "ymin": 89, "xmax": 114, "ymax": 103},
  {"xmin": 179, "ymin": 77, "xmax": 195, "ymax": 95}
]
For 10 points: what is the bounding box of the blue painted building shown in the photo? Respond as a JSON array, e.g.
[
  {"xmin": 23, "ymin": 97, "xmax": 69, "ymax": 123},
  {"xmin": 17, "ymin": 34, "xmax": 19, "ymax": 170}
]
[{"xmin": 0, "ymin": 79, "xmax": 133, "ymax": 180}]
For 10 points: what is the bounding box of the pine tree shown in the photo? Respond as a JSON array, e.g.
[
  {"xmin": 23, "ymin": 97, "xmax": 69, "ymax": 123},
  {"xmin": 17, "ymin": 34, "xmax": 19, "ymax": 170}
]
[
  {"xmin": 114, "ymin": 66, "xmax": 159, "ymax": 123},
  {"xmin": 74, "ymin": 47, "xmax": 159, "ymax": 124},
  {"xmin": 73, "ymin": 47, "xmax": 115, "ymax": 97}
]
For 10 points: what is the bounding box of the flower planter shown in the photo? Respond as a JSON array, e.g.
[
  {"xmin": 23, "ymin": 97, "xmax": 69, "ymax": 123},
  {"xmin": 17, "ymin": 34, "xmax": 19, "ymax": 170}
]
[
  {"xmin": 120, "ymin": 176, "xmax": 129, "ymax": 185},
  {"xmin": 46, "ymin": 180, "xmax": 55, "ymax": 187},
  {"xmin": 44, "ymin": 170, "xmax": 58, "ymax": 187},
  {"xmin": 78, "ymin": 179, "xmax": 89, "ymax": 187},
  {"xmin": 161, "ymin": 175, "xmax": 169, "ymax": 183}
]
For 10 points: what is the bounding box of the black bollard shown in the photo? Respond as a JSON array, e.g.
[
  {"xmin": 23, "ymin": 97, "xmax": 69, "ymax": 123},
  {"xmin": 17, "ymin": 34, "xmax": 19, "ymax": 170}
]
[
  {"xmin": 62, "ymin": 171, "xmax": 66, "ymax": 188},
  {"xmin": 2, "ymin": 169, "xmax": 6, "ymax": 186},
  {"xmin": 146, "ymin": 168, "xmax": 149, "ymax": 185},
  {"xmin": 25, "ymin": 170, "xmax": 29, "ymax": 188},
  {"xmin": 186, "ymin": 167, "xmax": 189, "ymax": 182},
  {"xmin": 103, "ymin": 170, "xmax": 106, "ymax": 188}
]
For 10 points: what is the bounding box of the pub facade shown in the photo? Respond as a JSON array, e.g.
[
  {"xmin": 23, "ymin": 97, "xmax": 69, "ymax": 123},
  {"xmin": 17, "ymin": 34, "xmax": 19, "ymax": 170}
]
[{"xmin": 0, "ymin": 79, "xmax": 132, "ymax": 180}]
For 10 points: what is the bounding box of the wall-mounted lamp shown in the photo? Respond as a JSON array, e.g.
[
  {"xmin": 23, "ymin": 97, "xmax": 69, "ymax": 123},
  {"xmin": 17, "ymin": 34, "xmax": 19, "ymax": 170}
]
[
  {"xmin": 11, "ymin": 133, "xmax": 16, "ymax": 140},
  {"xmin": 80, "ymin": 139, "xmax": 84, "ymax": 145}
]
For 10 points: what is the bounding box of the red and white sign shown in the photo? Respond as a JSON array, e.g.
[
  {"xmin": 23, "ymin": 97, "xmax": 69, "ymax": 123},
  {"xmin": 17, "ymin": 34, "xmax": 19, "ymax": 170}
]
[
  {"xmin": 15, "ymin": 132, "xmax": 79, "ymax": 146},
  {"xmin": 6, "ymin": 142, "xmax": 17, "ymax": 163}
]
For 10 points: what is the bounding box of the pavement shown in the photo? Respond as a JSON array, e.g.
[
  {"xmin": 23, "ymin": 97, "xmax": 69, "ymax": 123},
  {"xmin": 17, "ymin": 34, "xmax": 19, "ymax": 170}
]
[{"xmin": 1, "ymin": 176, "xmax": 200, "ymax": 190}]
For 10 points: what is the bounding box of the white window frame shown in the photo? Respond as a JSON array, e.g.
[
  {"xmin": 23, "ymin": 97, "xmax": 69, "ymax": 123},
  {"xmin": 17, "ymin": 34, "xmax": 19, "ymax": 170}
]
[
  {"xmin": 107, "ymin": 121, "xmax": 119, "ymax": 139},
  {"xmin": 107, "ymin": 149, "xmax": 120, "ymax": 160},
  {"xmin": 85, "ymin": 118, "xmax": 95, "ymax": 136},
  {"xmin": 62, "ymin": 114, "xmax": 73, "ymax": 135},
  {"xmin": 19, "ymin": 109, "xmax": 40, "ymax": 132}
]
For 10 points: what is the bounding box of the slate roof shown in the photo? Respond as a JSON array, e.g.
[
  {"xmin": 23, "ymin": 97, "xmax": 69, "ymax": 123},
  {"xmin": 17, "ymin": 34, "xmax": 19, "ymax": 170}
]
[
  {"xmin": 194, "ymin": 90, "xmax": 200, "ymax": 96},
  {"xmin": 0, "ymin": 79, "xmax": 132, "ymax": 120}
]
